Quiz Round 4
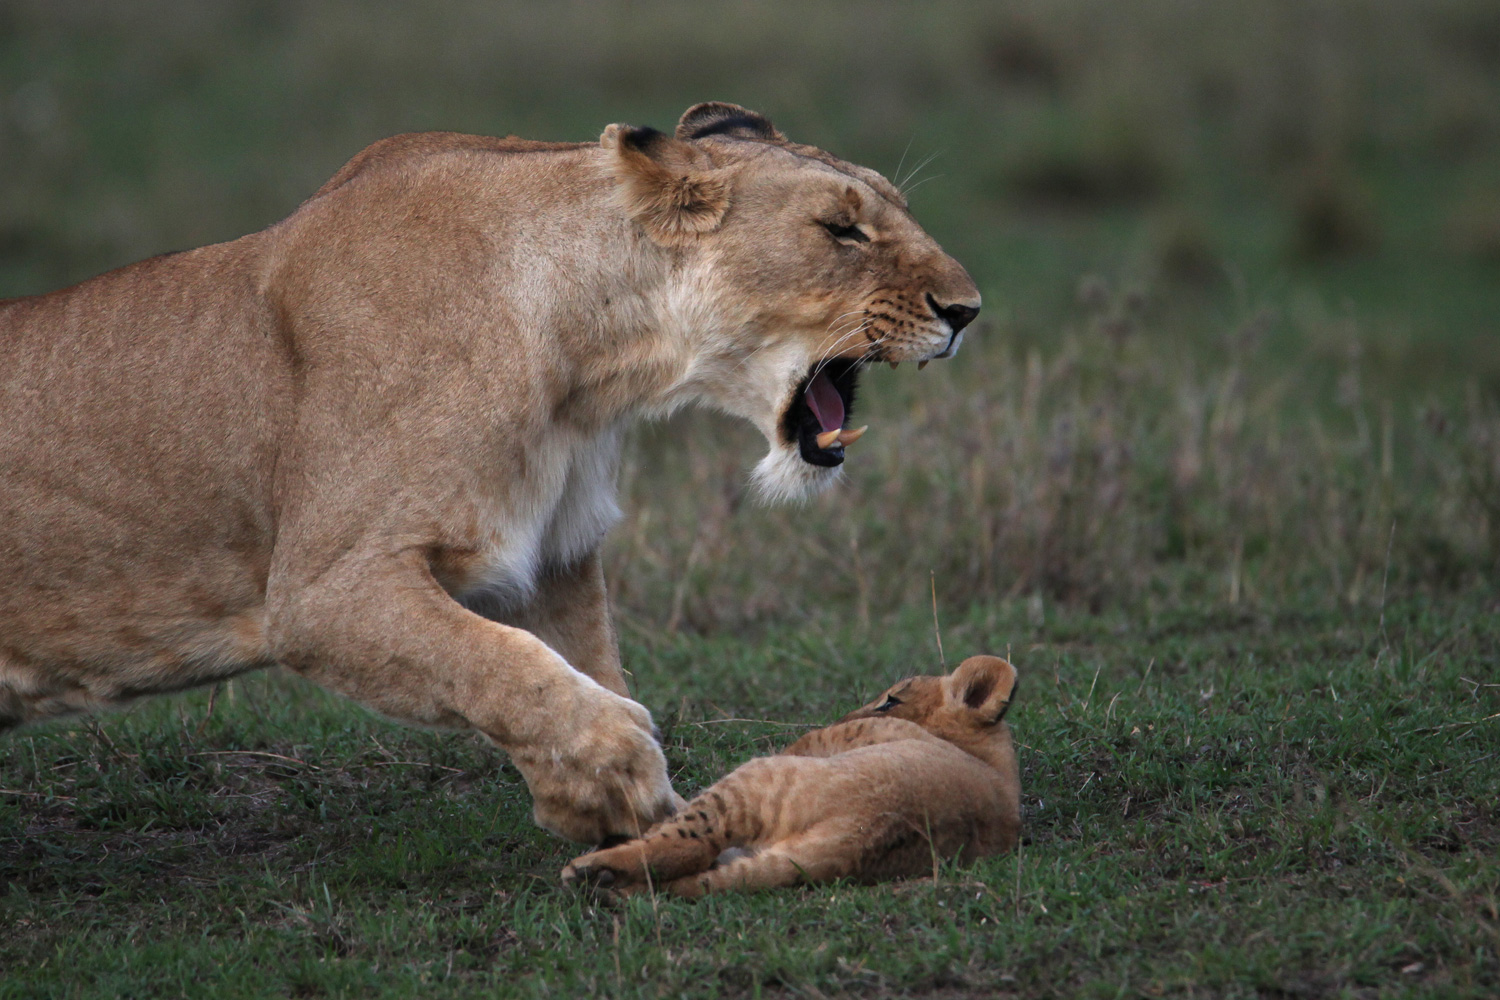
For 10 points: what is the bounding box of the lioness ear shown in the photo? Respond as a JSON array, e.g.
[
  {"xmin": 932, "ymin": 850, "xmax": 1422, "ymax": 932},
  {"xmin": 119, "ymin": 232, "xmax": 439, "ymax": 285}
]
[
  {"xmin": 943, "ymin": 656, "xmax": 1018, "ymax": 725},
  {"xmin": 676, "ymin": 102, "xmax": 785, "ymax": 143},
  {"xmin": 601, "ymin": 123, "xmax": 729, "ymax": 245}
]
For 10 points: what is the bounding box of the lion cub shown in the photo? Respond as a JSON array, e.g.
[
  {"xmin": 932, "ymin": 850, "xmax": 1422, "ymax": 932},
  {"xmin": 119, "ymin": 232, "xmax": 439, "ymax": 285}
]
[{"xmin": 562, "ymin": 655, "xmax": 1020, "ymax": 897}]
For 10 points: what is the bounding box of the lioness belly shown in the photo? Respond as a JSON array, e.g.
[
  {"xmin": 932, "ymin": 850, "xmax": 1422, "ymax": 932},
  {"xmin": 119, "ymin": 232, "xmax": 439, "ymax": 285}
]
[
  {"xmin": 0, "ymin": 242, "xmax": 286, "ymax": 729},
  {"xmin": 0, "ymin": 483, "xmax": 279, "ymax": 729},
  {"xmin": 0, "ymin": 608, "xmax": 274, "ymax": 728}
]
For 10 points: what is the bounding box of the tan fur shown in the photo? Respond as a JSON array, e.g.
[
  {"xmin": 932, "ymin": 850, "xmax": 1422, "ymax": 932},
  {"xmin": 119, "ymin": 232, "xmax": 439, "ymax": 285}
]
[
  {"xmin": 0, "ymin": 103, "xmax": 979, "ymax": 843},
  {"xmin": 562, "ymin": 656, "xmax": 1021, "ymax": 896}
]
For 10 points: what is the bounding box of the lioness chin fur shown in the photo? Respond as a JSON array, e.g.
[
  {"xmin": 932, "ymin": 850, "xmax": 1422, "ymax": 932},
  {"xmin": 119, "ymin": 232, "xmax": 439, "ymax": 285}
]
[
  {"xmin": 562, "ymin": 656, "xmax": 1021, "ymax": 896},
  {"xmin": 0, "ymin": 103, "xmax": 980, "ymax": 843}
]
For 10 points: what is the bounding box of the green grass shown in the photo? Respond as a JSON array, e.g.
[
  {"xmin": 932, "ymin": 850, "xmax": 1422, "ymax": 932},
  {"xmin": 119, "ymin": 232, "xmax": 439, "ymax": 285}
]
[
  {"xmin": 3, "ymin": 598, "xmax": 1496, "ymax": 998},
  {"xmin": 3, "ymin": 1, "xmax": 1500, "ymax": 997}
]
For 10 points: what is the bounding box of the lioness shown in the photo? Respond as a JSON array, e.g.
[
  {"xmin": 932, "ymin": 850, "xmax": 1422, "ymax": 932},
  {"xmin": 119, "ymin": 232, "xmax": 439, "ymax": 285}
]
[
  {"xmin": 562, "ymin": 655, "xmax": 1021, "ymax": 896},
  {"xmin": 0, "ymin": 102, "xmax": 979, "ymax": 843}
]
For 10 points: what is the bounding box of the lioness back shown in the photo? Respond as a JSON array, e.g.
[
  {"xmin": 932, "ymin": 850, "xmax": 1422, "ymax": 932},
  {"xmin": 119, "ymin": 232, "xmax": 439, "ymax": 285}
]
[{"xmin": 563, "ymin": 655, "xmax": 1020, "ymax": 896}]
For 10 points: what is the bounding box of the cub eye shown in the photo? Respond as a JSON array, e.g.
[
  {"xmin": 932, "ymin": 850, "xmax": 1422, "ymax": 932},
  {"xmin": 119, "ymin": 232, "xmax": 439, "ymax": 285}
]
[
  {"xmin": 822, "ymin": 220, "xmax": 869, "ymax": 244},
  {"xmin": 874, "ymin": 694, "xmax": 901, "ymax": 712}
]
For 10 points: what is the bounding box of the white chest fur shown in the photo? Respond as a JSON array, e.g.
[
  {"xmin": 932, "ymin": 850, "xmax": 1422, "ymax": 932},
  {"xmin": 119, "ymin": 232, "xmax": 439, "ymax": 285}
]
[{"xmin": 458, "ymin": 425, "xmax": 623, "ymax": 615}]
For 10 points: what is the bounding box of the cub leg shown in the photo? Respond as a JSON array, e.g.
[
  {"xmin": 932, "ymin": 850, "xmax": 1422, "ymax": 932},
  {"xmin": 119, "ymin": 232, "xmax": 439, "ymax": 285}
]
[
  {"xmin": 562, "ymin": 796, "xmax": 735, "ymax": 890},
  {"xmin": 662, "ymin": 822, "xmax": 866, "ymax": 897}
]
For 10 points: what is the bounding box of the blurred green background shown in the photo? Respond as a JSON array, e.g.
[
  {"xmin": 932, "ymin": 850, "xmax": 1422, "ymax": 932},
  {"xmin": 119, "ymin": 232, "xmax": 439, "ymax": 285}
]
[
  {"xmin": 3, "ymin": 0, "xmax": 1498, "ymax": 619},
  {"xmin": 4, "ymin": 7, "xmax": 1499, "ymax": 996}
]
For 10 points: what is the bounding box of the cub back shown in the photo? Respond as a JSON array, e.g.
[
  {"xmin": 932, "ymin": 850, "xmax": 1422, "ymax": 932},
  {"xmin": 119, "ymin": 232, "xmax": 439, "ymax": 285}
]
[{"xmin": 781, "ymin": 655, "xmax": 1017, "ymax": 776}]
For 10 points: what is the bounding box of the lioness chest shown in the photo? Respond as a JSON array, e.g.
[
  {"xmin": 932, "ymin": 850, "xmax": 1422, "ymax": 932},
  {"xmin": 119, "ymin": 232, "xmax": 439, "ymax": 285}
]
[{"xmin": 438, "ymin": 426, "xmax": 624, "ymax": 612}]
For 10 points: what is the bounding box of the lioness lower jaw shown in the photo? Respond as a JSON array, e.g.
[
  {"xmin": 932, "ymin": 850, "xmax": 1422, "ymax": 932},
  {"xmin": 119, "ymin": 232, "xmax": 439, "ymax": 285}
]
[
  {"xmin": 750, "ymin": 446, "xmax": 843, "ymax": 505},
  {"xmin": 745, "ymin": 356, "xmax": 870, "ymax": 503}
]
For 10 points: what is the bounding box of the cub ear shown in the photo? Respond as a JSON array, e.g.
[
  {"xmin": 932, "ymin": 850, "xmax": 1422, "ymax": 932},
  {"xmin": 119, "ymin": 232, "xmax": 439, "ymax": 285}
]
[
  {"xmin": 601, "ymin": 123, "xmax": 730, "ymax": 244},
  {"xmin": 943, "ymin": 656, "xmax": 1018, "ymax": 725},
  {"xmin": 676, "ymin": 102, "xmax": 785, "ymax": 143}
]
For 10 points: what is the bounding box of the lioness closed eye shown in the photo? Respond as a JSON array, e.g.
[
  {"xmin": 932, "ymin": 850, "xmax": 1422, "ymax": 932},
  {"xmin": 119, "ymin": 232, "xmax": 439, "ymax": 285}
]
[
  {"xmin": 563, "ymin": 656, "xmax": 1021, "ymax": 896},
  {"xmin": 0, "ymin": 102, "xmax": 980, "ymax": 844}
]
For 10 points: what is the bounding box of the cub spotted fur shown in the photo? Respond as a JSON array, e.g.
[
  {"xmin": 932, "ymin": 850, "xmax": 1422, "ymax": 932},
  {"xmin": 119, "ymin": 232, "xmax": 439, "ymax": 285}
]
[
  {"xmin": 0, "ymin": 102, "xmax": 979, "ymax": 844},
  {"xmin": 562, "ymin": 656, "xmax": 1020, "ymax": 896}
]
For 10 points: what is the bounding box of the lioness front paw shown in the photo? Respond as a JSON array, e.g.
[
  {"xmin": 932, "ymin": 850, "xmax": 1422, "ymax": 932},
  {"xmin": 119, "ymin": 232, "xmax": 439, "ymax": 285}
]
[{"xmin": 510, "ymin": 684, "xmax": 679, "ymax": 844}]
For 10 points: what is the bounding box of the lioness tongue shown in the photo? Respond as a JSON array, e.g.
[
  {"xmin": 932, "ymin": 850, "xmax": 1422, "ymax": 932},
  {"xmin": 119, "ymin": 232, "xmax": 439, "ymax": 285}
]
[{"xmin": 805, "ymin": 371, "xmax": 845, "ymax": 434}]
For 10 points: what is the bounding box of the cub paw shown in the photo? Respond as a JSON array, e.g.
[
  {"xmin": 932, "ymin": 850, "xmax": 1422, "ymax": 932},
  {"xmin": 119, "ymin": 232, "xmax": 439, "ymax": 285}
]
[
  {"xmin": 561, "ymin": 842, "xmax": 653, "ymax": 897},
  {"xmin": 560, "ymin": 859, "xmax": 618, "ymax": 889}
]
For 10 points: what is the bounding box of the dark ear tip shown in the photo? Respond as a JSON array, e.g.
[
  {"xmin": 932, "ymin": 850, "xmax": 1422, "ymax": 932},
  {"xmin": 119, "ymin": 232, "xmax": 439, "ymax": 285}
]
[
  {"xmin": 677, "ymin": 102, "xmax": 782, "ymax": 142},
  {"xmin": 619, "ymin": 125, "xmax": 668, "ymax": 153},
  {"xmin": 680, "ymin": 101, "xmax": 744, "ymax": 121}
]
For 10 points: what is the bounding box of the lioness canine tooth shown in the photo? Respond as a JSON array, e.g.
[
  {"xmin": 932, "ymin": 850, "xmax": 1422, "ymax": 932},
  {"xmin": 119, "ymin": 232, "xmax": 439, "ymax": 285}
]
[
  {"xmin": 837, "ymin": 426, "xmax": 868, "ymax": 446},
  {"xmin": 918, "ymin": 360, "xmax": 929, "ymax": 370},
  {"xmin": 815, "ymin": 429, "xmax": 842, "ymax": 450}
]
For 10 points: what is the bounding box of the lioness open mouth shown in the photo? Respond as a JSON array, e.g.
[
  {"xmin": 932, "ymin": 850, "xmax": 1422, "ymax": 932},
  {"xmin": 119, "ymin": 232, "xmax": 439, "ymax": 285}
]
[{"xmin": 782, "ymin": 358, "xmax": 866, "ymax": 467}]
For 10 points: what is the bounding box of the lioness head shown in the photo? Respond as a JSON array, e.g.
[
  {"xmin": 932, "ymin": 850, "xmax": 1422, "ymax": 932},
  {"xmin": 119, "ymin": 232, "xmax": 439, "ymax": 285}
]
[{"xmin": 601, "ymin": 102, "xmax": 981, "ymax": 502}]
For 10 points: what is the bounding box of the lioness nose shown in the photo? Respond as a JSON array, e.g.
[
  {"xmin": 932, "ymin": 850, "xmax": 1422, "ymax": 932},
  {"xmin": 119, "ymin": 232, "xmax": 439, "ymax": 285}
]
[{"xmin": 927, "ymin": 295, "xmax": 980, "ymax": 335}]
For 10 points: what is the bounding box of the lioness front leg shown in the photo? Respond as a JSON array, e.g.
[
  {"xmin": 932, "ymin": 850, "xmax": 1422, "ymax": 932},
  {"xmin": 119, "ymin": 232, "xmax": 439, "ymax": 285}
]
[{"xmin": 265, "ymin": 545, "xmax": 676, "ymax": 843}]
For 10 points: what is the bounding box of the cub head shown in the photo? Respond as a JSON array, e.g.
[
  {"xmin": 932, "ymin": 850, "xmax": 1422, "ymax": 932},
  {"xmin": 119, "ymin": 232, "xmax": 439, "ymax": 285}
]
[
  {"xmin": 838, "ymin": 655, "xmax": 1018, "ymax": 758},
  {"xmin": 601, "ymin": 102, "xmax": 981, "ymax": 503}
]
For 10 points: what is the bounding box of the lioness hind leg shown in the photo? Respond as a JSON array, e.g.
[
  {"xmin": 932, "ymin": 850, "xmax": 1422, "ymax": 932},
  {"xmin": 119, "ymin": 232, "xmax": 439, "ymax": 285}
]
[{"xmin": 502, "ymin": 552, "xmax": 630, "ymax": 698}]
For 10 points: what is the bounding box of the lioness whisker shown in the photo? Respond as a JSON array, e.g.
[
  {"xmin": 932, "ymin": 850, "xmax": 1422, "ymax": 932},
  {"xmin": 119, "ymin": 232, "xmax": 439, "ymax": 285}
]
[
  {"xmin": 825, "ymin": 309, "xmax": 866, "ymax": 332},
  {"xmin": 809, "ymin": 324, "xmax": 875, "ymax": 382},
  {"xmin": 892, "ymin": 134, "xmax": 916, "ymax": 193},
  {"xmin": 900, "ymin": 173, "xmax": 946, "ymax": 199},
  {"xmin": 897, "ymin": 148, "xmax": 944, "ymax": 196}
]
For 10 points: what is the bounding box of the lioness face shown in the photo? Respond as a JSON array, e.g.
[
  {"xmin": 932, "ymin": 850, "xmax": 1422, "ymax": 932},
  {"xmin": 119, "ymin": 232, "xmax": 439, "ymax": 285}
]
[
  {"xmin": 716, "ymin": 154, "xmax": 981, "ymax": 501},
  {"xmin": 608, "ymin": 103, "xmax": 981, "ymax": 503}
]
